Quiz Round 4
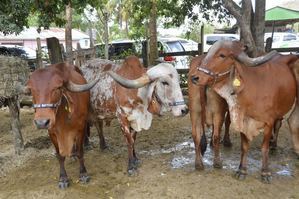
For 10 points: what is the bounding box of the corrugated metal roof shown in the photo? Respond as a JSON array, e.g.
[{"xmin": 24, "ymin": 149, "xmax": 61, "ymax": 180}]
[
  {"xmin": 0, "ymin": 27, "xmax": 89, "ymax": 40},
  {"xmin": 266, "ymin": 6, "xmax": 299, "ymax": 21}
]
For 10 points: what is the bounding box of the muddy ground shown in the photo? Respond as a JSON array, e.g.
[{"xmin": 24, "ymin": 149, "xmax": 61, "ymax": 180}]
[{"xmin": 0, "ymin": 107, "xmax": 299, "ymax": 199}]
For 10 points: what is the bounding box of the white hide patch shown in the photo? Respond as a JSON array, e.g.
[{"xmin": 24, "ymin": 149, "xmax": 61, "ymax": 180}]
[
  {"xmin": 214, "ymin": 84, "xmax": 264, "ymax": 141},
  {"xmin": 121, "ymin": 105, "xmax": 153, "ymax": 132}
]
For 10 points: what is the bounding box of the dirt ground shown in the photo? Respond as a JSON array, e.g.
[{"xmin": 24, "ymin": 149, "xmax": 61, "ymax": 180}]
[{"xmin": 0, "ymin": 107, "xmax": 299, "ymax": 199}]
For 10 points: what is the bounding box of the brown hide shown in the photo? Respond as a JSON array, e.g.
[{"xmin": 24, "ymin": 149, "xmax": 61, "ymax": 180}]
[
  {"xmin": 190, "ymin": 40, "xmax": 299, "ymax": 181},
  {"xmin": 188, "ymin": 55, "xmax": 230, "ymax": 169},
  {"xmin": 27, "ymin": 63, "xmax": 90, "ymax": 156},
  {"xmin": 115, "ymin": 56, "xmax": 147, "ymax": 111}
]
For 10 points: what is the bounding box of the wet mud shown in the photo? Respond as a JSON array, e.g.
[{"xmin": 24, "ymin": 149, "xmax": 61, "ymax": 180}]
[{"xmin": 0, "ymin": 107, "xmax": 299, "ymax": 199}]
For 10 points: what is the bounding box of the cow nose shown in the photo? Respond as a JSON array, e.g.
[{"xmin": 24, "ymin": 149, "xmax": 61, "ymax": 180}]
[
  {"xmin": 181, "ymin": 108, "xmax": 189, "ymax": 115},
  {"xmin": 191, "ymin": 75, "xmax": 199, "ymax": 84},
  {"xmin": 34, "ymin": 119, "xmax": 50, "ymax": 129}
]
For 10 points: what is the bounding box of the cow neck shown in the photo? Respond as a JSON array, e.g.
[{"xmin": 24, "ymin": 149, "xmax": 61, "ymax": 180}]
[{"xmin": 212, "ymin": 77, "xmax": 244, "ymax": 132}]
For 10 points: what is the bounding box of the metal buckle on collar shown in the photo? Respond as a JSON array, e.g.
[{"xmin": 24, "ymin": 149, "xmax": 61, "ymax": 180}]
[{"xmin": 169, "ymin": 101, "xmax": 185, "ymax": 106}]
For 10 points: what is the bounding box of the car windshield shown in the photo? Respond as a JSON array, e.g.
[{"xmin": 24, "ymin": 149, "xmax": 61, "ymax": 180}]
[{"xmin": 165, "ymin": 41, "xmax": 184, "ymax": 52}]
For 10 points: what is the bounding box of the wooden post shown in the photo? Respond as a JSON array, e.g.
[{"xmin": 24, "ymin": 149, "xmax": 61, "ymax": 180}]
[
  {"xmin": 200, "ymin": 24, "xmax": 204, "ymax": 55},
  {"xmin": 46, "ymin": 37, "xmax": 63, "ymax": 64},
  {"xmin": 75, "ymin": 43, "xmax": 85, "ymax": 67},
  {"xmin": 142, "ymin": 40, "xmax": 148, "ymax": 67},
  {"xmin": 36, "ymin": 37, "xmax": 43, "ymax": 68}
]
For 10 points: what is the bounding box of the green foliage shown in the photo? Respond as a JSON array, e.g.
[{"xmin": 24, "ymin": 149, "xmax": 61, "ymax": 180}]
[
  {"xmin": 0, "ymin": 0, "xmax": 101, "ymax": 34},
  {"xmin": 0, "ymin": 0, "xmax": 32, "ymax": 35}
]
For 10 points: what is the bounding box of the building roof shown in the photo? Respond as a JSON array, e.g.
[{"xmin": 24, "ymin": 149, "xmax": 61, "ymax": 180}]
[
  {"xmin": 266, "ymin": 6, "xmax": 299, "ymax": 22},
  {"xmin": 0, "ymin": 27, "xmax": 89, "ymax": 41}
]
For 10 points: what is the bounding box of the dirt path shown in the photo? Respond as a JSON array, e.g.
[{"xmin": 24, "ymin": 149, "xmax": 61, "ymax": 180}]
[{"xmin": 0, "ymin": 108, "xmax": 299, "ymax": 199}]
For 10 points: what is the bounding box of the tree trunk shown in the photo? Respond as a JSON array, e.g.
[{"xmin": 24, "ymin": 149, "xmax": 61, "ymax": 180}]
[
  {"xmin": 223, "ymin": 0, "xmax": 256, "ymax": 56},
  {"xmin": 65, "ymin": 2, "xmax": 73, "ymax": 64},
  {"xmin": 252, "ymin": 0, "xmax": 266, "ymax": 55},
  {"xmin": 103, "ymin": 11, "xmax": 109, "ymax": 59},
  {"xmin": 148, "ymin": 0, "xmax": 158, "ymax": 66},
  {"xmin": 88, "ymin": 22, "xmax": 94, "ymax": 48}
]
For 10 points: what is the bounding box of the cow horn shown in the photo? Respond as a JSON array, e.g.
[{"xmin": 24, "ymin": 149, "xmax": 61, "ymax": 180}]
[
  {"xmin": 236, "ymin": 50, "xmax": 278, "ymax": 67},
  {"xmin": 66, "ymin": 78, "xmax": 100, "ymax": 92},
  {"xmin": 107, "ymin": 71, "xmax": 151, "ymax": 89}
]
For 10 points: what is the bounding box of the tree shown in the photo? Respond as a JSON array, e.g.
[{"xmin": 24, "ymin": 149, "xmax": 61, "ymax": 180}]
[
  {"xmin": 0, "ymin": 0, "xmax": 100, "ymax": 34},
  {"xmin": 163, "ymin": 0, "xmax": 266, "ymax": 56}
]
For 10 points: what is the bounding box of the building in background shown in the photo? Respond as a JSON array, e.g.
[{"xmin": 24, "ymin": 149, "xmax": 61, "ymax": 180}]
[{"xmin": 0, "ymin": 27, "xmax": 90, "ymax": 50}]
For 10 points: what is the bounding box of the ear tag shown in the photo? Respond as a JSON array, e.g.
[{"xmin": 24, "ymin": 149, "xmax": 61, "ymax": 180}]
[
  {"xmin": 233, "ymin": 78, "xmax": 241, "ymax": 87},
  {"xmin": 65, "ymin": 105, "xmax": 71, "ymax": 113}
]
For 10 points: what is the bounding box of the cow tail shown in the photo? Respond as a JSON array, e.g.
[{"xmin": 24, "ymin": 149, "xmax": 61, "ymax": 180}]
[{"xmin": 199, "ymin": 85, "xmax": 207, "ymax": 155}]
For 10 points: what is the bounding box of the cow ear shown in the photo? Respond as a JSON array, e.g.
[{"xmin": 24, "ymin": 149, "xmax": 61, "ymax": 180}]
[
  {"xmin": 230, "ymin": 64, "xmax": 244, "ymax": 94},
  {"xmin": 147, "ymin": 81, "xmax": 160, "ymax": 114},
  {"xmin": 147, "ymin": 94, "xmax": 161, "ymax": 114}
]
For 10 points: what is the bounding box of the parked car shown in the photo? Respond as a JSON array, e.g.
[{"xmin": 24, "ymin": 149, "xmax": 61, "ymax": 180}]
[
  {"xmin": 203, "ymin": 34, "xmax": 240, "ymax": 52},
  {"xmin": 176, "ymin": 38, "xmax": 198, "ymax": 51},
  {"xmin": 95, "ymin": 40, "xmax": 141, "ymax": 60},
  {"xmin": 264, "ymin": 32, "xmax": 299, "ymax": 48},
  {"xmin": 158, "ymin": 37, "xmax": 189, "ymax": 69},
  {"xmin": 0, "ymin": 45, "xmax": 36, "ymax": 71}
]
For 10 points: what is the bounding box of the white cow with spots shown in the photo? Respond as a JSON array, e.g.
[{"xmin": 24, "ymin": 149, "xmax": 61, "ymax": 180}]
[{"xmin": 81, "ymin": 56, "xmax": 188, "ymax": 175}]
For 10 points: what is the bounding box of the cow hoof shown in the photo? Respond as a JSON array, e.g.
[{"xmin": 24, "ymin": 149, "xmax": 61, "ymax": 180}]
[
  {"xmin": 235, "ymin": 170, "xmax": 247, "ymax": 180},
  {"xmin": 100, "ymin": 145, "xmax": 108, "ymax": 151},
  {"xmin": 58, "ymin": 178, "xmax": 70, "ymax": 189},
  {"xmin": 79, "ymin": 174, "xmax": 91, "ymax": 184},
  {"xmin": 127, "ymin": 168, "xmax": 138, "ymax": 176},
  {"xmin": 261, "ymin": 172, "xmax": 272, "ymax": 184},
  {"xmin": 213, "ymin": 161, "xmax": 223, "ymax": 169},
  {"xmin": 195, "ymin": 162, "xmax": 204, "ymax": 170},
  {"xmin": 133, "ymin": 159, "xmax": 142, "ymax": 168},
  {"xmin": 84, "ymin": 144, "xmax": 93, "ymax": 151},
  {"xmin": 223, "ymin": 140, "xmax": 232, "ymax": 148}
]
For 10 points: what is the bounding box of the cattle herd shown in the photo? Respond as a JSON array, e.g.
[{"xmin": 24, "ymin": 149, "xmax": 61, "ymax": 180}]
[{"xmin": 14, "ymin": 40, "xmax": 299, "ymax": 188}]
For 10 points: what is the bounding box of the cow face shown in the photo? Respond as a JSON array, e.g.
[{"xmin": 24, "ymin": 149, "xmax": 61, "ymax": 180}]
[
  {"xmin": 191, "ymin": 41, "xmax": 236, "ymax": 86},
  {"xmin": 27, "ymin": 70, "xmax": 64, "ymax": 129},
  {"xmin": 147, "ymin": 64, "xmax": 188, "ymax": 117}
]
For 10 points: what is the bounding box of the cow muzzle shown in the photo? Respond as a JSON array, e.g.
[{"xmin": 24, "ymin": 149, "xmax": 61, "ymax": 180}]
[{"xmin": 34, "ymin": 119, "xmax": 50, "ymax": 129}]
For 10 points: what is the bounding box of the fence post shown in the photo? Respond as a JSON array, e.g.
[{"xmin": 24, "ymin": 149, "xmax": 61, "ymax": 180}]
[
  {"xmin": 36, "ymin": 37, "xmax": 43, "ymax": 68},
  {"xmin": 142, "ymin": 40, "xmax": 148, "ymax": 67},
  {"xmin": 46, "ymin": 37, "xmax": 63, "ymax": 64},
  {"xmin": 200, "ymin": 24, "xmax": 204, "ymax": 55}
]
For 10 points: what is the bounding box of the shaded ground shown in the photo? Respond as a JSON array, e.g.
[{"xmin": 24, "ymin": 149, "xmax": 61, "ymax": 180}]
[{"xmin": 0, "ymin": 107, "xmax": 299, "ymax": 199}]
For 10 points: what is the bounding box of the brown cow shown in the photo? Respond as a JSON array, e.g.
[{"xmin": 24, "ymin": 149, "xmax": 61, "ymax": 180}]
[
  {"xmin": 81, "ymin": 56, "xmax": 188, "ymax": 175},
  {"xmin": 25, "ymin": 63, "xmax": 100, "ymax": 188},
  {"xmin": 190, "ymin": 40, "xmax": 299, "ymax": 183},
  {"xmin": 188, "ymin": 54, "xmax": 231, "ymax": 170}
]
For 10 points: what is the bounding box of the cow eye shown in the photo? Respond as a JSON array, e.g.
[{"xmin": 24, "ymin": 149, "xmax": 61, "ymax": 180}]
[
  {"xmin": 161, "ymin": 81, "xmax": 169, "ymax": 86},
  {"xmin": 219, "ymin": 54, "xmax": 226, "ymax": 58}
]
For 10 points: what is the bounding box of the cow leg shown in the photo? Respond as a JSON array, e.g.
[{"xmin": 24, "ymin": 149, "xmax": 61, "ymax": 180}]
[
  {"xmin": 261, "ymin": 124, "xmax": 273, "ymax": 183},
  {"xmin": 191, "ymin": 112, "xmax": 205, "ymax": 170},
  {"xmin": 94, "ymin": 119, "xmax": 107, "ymax": 150},
  {"xmin": 212, "ymin": 116, "xmax": 223, "ymax": 169},
  {"xmin": 235, "ymin": 133, "xmax": 250, "ymax": 180},
  {"xmin": 83, "ymin": 121, "xmax": 91, "ymax": 150},
  {"xmin": 270, "ymin": 119, "xmax": 282, "ymax": 150},
  {"xmin": 7, "ymin": 96, "xmax": 24, "ymax": 155},
  {"xmin": 119, "ymin": 117, "xmax": 138, "ymax": 175},
  {"xmin": 288, "ymin": 105, "xmax": 299, "ymax": 157},
  {"xmin": 76, "ymin": 130, "xmax": 90, "ymax": 184},
  {"xmin": 49, "ymin": 133, "xmax": 69, "ymax": 189},
  {"xmin": 131, "ymin": 129, "xmax": 141, "ymax": 167},
  {"xmin": 222, "ymin": 113, "xmax": 232, "ymax": 147}
]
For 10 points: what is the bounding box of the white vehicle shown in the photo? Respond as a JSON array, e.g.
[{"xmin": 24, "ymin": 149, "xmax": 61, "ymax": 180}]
[
  {"xmin": 176, "ymin": 38, "xmax": 198, "ymax": 51},
  {"xmin": 158, "ymin": 37, "xmax": 189, "ymax": 69},
  {"xmin": 264, "ymin": 32, "xmax": 299, "ymax": 48},
  {"xmin": 203, "ymin": 34, "xmax": 240, "ymax": 53}
]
